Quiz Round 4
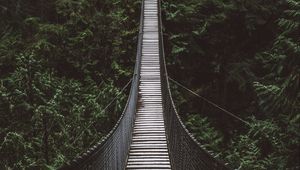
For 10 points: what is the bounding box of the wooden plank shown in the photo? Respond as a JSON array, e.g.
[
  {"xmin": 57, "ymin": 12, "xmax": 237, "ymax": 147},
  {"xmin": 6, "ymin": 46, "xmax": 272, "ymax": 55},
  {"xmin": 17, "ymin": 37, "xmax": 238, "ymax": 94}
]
[{"xmin": 126, "ymin": 0, "xmax": 171, "ymax": 169}]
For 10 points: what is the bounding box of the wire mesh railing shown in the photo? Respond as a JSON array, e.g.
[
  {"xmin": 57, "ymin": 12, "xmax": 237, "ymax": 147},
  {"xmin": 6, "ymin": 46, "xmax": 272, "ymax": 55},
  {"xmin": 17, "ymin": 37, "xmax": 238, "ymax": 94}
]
[
  {"xmin": 59, "ymin": 1, "xmax": 144, "ymax": 170},
  {"xmin": 157, "ymin": 0, "xmax": 230, "ymax": 169},
  {"xmin": 61, "ymin": 0, "xmax": 231, "ymax": 169}
]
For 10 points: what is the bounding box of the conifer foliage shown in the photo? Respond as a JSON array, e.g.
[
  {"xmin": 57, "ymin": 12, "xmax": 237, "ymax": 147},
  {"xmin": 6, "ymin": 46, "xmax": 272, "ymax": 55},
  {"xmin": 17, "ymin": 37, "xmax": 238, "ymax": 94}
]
[
  {"xmin": 163, "ymin": 0, "xmax": 299, "ymax": 169},
  {"xmin": 0, "ymin": 0, "xmax": 140, "ymax": 168},
  {"xmin": 0, "ymin": 0, "xmax": 299, "ymax": 169}
]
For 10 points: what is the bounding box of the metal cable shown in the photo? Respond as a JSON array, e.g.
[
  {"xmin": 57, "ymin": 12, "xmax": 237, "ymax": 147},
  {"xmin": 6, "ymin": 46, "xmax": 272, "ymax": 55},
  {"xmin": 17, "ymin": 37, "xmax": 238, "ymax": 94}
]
[
  {"xmin": 71, "ymin": 78, "xmax": 133, "ymax": 146},
  {"xmin": 158, "ymin": 0, "xmax": 231, "ymax": 169},
  {"xmin": 61, "ymin": 0, "xmax": 232, "ymax": 169},
  {"xmin": 59, "ymin": 0, "xmax": 145, "ymax": 169},
  {"xmin": 168, "ymin": 76, "xmax": 251, "ymax": 126}
]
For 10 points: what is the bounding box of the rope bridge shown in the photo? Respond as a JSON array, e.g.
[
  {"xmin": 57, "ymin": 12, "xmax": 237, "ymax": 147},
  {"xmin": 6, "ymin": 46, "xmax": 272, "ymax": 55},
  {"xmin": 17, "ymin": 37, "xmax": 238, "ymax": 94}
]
[{"xmin": 61, "ymin": 0, "xmax": 230, "ymax": 169}]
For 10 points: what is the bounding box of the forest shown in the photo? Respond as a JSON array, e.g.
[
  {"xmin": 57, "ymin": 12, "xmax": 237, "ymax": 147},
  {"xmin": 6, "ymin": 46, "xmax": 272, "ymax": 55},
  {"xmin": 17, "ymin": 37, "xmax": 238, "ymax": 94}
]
[{"xmin": 0, "ymin": 0, "xmax": 299, "ymax": 169}]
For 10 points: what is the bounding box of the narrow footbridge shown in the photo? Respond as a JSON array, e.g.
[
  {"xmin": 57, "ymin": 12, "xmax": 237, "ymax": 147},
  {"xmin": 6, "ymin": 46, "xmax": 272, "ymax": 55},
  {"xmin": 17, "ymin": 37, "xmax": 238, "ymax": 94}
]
[{"xmin": 62, "ymin": 0, "xmax": 229, "ymax": 169}]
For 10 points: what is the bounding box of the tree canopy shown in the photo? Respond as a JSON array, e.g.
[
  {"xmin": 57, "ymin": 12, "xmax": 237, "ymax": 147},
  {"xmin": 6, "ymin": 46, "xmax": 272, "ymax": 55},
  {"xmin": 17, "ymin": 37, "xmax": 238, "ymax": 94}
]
[
  {"xmin": 0, "ymin": 0, "xmax": 140, "ymax": 168},
  {"xmin": 163, "ymin": 0, "xmax": 299, "ymax": 169},
  {"xmin": 0, "ymin": 0, "xmax": 299, "ymax": 169}
]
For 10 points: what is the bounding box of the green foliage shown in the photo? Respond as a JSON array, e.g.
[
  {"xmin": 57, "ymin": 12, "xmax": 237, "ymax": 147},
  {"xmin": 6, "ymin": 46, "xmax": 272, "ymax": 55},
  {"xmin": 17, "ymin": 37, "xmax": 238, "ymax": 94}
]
[
  {"xmin": 226, "ymin": 135, "xmax": 264, "ymax": 170},
  {"xmin": 186, "ymin": 114, "xmax": 223, "ymax": 152},
  {"xmin": 225, "ymin": 117, "xmax": 300, "ymax": 169},
  {"xmin": 164, "ymin": 0, "xmax": 300, "ymax": 169},
  {"xmin": 1, "ymin": 0, "xmax": 299, "ymax": 169},
  {"xmin": 253, "ymin": 0, "xmax": 299, "ymax": 116},
  {"xmin": 0, "ymin": 0, "xmax": 140, "ymax": 168},
  {"xmin": 0, "ymin": 132, "xmax": 34, "ymax": 169}
]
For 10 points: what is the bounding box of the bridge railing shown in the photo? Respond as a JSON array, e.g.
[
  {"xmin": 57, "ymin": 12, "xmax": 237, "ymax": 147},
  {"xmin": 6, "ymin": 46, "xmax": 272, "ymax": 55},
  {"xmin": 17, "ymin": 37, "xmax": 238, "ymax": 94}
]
[
  {"xmin": 157, "ymin": 0, "xmax": 230, "ymax": 169},
  {"xmin": 60, "ymin": 1, "xmax": 144, "ymax": 170}
]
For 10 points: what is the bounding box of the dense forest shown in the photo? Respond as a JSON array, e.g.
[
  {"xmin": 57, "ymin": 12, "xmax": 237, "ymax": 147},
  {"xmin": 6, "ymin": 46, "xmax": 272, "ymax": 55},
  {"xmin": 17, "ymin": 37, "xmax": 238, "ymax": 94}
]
[
  {"xmin": 0, "ymin": 0, "xmax": 140, "ymax": 169},
  {"xmin": 163, "ymin": 0, "xmax": 299, "ymax": 169},
  {"xmin": 0, "ymin": 0, "xmax": 299, "ymax": 169}
]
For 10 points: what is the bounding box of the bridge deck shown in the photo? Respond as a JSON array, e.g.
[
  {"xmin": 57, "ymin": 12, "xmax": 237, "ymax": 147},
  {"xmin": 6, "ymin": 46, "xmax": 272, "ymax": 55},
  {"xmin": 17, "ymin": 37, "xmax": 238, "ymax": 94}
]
[{"xmin": 125, "ymin": 0, "xmax": 171, "ymax": 169}]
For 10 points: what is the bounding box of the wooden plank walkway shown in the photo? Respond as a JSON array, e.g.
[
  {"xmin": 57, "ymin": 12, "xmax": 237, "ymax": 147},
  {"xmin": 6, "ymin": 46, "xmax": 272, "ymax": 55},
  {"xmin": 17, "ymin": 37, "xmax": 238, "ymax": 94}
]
[{"xmin": 125, "ymin": 0, "xmax": 171, "ymax": 169}]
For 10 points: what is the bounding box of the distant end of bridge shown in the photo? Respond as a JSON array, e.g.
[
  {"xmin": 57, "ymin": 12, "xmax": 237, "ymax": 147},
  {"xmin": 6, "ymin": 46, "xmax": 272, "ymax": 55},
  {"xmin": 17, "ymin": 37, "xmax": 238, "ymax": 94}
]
[{"xmin": 60, "ymin": 0, "xmax": 230, "ymax": 169}]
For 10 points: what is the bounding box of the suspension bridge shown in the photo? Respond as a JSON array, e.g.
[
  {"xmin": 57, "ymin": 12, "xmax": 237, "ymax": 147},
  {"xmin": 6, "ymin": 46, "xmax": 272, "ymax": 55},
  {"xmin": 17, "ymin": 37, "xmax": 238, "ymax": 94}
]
[{"xmin": 61, "ymin": 0, "xmax": 231, "ymax": 169}]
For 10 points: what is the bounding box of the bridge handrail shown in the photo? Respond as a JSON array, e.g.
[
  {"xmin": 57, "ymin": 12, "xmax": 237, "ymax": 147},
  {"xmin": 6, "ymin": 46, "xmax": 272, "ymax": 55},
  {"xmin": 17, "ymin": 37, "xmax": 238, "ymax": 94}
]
[
  {"xmin": 61, "ymin": 0, "xmax": 231, "ymax": 169},
  {"xmin": 59, "ymin": 1, "xmax": 144, "ymax": 169},
  {"xmin": 157, "ymin": 0, "xmax": 230, "ymax": 169}
]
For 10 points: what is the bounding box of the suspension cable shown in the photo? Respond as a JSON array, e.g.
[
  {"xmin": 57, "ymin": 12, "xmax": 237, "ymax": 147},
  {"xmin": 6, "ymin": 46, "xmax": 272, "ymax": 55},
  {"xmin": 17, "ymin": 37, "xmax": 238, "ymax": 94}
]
[
  {"xmin": 71, "ymin": 78, "xmax": 133, "ymax": 145},
  {"xmin": 168, "ymin": 76, "xmax": 250, "ymax": 126}
]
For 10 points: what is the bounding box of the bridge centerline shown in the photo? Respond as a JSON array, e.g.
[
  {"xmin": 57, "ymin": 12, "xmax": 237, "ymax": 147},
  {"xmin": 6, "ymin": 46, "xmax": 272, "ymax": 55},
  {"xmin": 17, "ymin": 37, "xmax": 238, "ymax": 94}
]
[{"xmin": 125, "ymin": 0, "xmax": 171, "ymax": 169}]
